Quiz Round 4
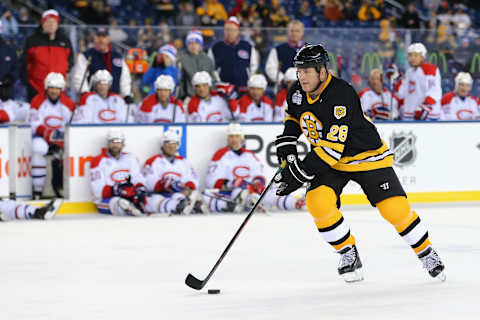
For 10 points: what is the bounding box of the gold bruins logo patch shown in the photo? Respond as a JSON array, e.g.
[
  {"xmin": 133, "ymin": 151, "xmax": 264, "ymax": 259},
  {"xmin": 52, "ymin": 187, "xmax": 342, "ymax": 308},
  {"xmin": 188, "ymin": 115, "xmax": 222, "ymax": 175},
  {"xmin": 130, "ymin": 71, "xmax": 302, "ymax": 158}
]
[
  {"xmin": 300, "ymin": 112, "xmax": 323, "ymax": 146},
  {"xmin": 334, "ymin": 106, "xmax": 347, "ymax": 119}
]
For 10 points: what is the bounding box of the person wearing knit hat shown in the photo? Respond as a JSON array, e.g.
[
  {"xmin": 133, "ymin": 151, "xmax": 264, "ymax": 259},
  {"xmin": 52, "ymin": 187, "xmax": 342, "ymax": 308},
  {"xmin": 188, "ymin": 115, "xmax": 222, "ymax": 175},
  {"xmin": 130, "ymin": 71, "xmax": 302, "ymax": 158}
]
[
  {"xmin": 208, "ymin": 16, "xmax": 258, "ymax": 94},
  {"xmin": 177, "ymin": 29, "xmax": 215, "ymax": 100},
  {"xmin": 21, "ymin": 9, "xmax": 73, "ymax": 101},
  {"xmin": 141, "ymin": 44, "xmax": 179, "ymax": 95}
]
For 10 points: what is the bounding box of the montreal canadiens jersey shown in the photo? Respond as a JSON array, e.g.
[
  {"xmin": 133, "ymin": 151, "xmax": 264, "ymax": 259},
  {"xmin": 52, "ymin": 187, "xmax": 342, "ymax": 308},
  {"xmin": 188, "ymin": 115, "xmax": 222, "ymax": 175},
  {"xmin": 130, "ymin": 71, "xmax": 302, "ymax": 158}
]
[
  {"xmin": 358, "ymin": 87, "xmax": 399, "ymax": 119},
  {"xmin": 29, "ymin": 93, "xmax": 74, "ymax": 136},
  {"xmin": 283, "ymin": 74, "xmax": 393, "ymax": 173},
  {"xmin": 136, "ymin": 94, "xmax": 186, "ymax": 123},
  {"xmin": 274, "ymin": 88, "xmax": 288, "ymax": 122},
  {"xmin": 73, "ymin": 92, "xmax": 128, "ymax": 124},
  {"xmin": 237, "ymin": 94, "xmax": 274, "ymax": 122},
  {"xmin": 206, "ymin": 147, "xmax": 265, "ymax": 189},
  {"xmin": 0, "ymin": 99, "xmax": 30, "ymax": 123},
  {"xmin": 89, "ymin": 150, "xmax": 145, "ymax": 201},
  {"xmin": 187, "ymin": 92, "xmax": 238, "ymax": 122},
  {"xmin": 395, "ymin": 62, "xmax": 442, "ymax": 120},
  {"xmin": 142, "ymin": 153, "xmax": 199, "ymax": 193},
  {"xmin": 441, "ymin": 92, "xmax": 480, "ymax": 120}
]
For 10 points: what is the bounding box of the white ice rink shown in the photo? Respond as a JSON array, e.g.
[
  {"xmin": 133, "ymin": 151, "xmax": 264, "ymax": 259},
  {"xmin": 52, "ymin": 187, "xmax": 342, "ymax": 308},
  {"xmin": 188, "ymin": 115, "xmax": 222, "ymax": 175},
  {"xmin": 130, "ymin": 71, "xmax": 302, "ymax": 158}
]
[{"xmin": 1, "ymin": 204, "xmax": 479, "ymax": 320}]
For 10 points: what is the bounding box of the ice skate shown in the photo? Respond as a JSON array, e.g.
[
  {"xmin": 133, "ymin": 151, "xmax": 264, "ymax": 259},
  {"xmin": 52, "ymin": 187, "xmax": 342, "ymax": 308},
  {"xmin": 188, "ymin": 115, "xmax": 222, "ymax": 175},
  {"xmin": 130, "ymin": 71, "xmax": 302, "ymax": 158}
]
[
  {"xmin": 418, "ymin": 247, "xmax": 446, "ymax": 281},
  {"xmin": 31, "ymin": 199, "xmax": 63, "ymax": 220},
  {"xmin": 118, "ymin": 198, "xmax": 143, "ymax": 217},
  {"xmin": 171, "ymin": 197, "xmax": 194, "ymax": 215},
  {"xmin": 192, "ymin": 200, "xmax": 208, "ymax": 214},
  {"xmin": 337, "ymin": 245, "xmax": 364, "ymax": 283}
]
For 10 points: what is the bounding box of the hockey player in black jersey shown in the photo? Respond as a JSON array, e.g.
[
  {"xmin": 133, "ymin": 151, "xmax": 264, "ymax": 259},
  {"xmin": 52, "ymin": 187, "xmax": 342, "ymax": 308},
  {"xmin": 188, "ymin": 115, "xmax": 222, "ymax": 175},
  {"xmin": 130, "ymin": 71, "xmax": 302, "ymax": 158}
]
[{"xmin": 274, "ymin": 44, "xmax": 445, "ymax": 282}]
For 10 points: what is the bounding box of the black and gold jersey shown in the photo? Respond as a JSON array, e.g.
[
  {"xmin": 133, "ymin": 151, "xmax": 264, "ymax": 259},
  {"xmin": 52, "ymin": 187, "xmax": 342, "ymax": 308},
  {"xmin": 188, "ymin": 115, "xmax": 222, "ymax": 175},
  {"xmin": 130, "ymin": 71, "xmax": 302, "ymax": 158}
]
[{"xmin": 282, "ymin": 74, "xmax": 393, "ymax": 173}]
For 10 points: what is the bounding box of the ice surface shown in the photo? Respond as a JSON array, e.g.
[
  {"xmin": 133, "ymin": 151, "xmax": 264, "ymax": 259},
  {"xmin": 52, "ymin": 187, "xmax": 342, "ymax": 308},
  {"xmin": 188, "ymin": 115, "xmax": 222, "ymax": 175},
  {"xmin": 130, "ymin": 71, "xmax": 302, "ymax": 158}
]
[{"xmin": 1, "ymin": 205, "xmax": 479, "ymax": 319}]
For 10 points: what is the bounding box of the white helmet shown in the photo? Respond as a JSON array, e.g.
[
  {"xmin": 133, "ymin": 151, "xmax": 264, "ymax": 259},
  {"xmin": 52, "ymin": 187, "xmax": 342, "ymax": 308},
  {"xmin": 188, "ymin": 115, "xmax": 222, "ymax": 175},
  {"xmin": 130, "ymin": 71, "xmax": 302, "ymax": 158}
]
[
  {"xmin": 106, "ymin": 130, "xmax": 125, "ymax": 143},
  {"xmin": 284, "ymin": 67, "xmax": 297, "ymax": 82},
  {"xmin": 154, "ymin": 74, "xmax": 175, "ymax": 91},
  {"xmin": 455, "ymin": 72, "xmax": 473, "ymax": 87},
  {"xmin": 91, "ymin": 69, "xmax": 113, "ymax": 86},
  {"xmin": 192, "ymin": 71, "xmax": 212, "ymax": 87},
  {"xmin": 226, "ymin": 122, "xmax": 243, "ymax": 136},
  {"xmin": 44, "ymin": 72, "xmax": 65, "ymax": 90},
  {"xmin": 162, "ymin": 128, "xmax": 181, "ymax": 147},
  {"xmin": 407, "ymin": 42, "xmax": 427, "ymax": 58},
  {"xmin": 248, "ymin": 74, "xmax": 267, "ymax": 90}
]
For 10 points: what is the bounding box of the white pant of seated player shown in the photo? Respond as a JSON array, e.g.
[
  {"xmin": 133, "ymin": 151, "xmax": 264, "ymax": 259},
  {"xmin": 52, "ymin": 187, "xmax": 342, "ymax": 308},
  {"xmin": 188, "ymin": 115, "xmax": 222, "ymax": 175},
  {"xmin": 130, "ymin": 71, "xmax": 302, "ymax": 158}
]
[
  {"xmin": 31, "ymin": 137, "xmax": 49, "ymax": 194},
  {"xmin": 0, "ymin": 200, "xmax": 40, "ymax": 220}
]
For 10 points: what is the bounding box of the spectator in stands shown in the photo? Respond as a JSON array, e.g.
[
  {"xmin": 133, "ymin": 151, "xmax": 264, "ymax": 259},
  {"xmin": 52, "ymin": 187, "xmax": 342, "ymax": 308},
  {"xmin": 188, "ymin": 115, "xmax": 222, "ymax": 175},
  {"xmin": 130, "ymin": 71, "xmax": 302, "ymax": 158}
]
[
  {"xmin": 178, "ymin": 30, "xmax": 215, "ymax": 101},
  {"xmin": 1, "ymin": 10, "xmax": 18, "ymax": 41},
  {"xmin": 125, "ymin": 19, "xmax": 139, "ymax": 47},
  {"xmin": 342, "ymin": 0, "xmax": 357, "ymax": 21},
  {"xmin": 136, "ymin": 74, "xmax": 185, "ymax": 123},
  {"xmin": 176, "ymin": 0, "xmax": 201, "ymax": 29},
  {"xmin": 73, "ymin": 27, "xmax": 133, "ymax": 102},
  {"xmin": 432, "ymin": 24, "xmax": 457, "ymax": 60},
  {"xmin": 18, "ymin": 7, "xmax": 35, "ymax": 25},
  {"xmin": 295, "ymin": 1, "xmax": 314, "ymax": 28},
  {"xmin": 436, "ymin": 1, "xmax": 454, "ymax": 30},
  {"xmin": 441, "ymin": 72, "xmax": 479, "ymax": 120},
  {"xmin": 0, "ymin": 23, "xmax": 19, "ymax": 103},
  {"xmin": 235, "ymin": 0, "xmax": 255, "ymax": 27},
  {"xmin": 197, "ymin": 0, "xmax": 228, "ymax": 26},
  {"xmin": 324, "ymin": 0, "xmax": 345, "ymax": 22},
  {"xmin": 108, "ymin": 18, "xmax": 128, "ymax": 44},
  {"xmin": 151, "ymin": 0, "xmax": 176, "ymax": 23},
  {"xmin": 377, "ymin": 19, "xmax": 395, "ymax": 62},
  {"xmin": 265, "ymin": 20, "xmax": 305, "ymax": 86},
  {"xmin": 398, "ymin": 2, "xmax": 420, "ymax": 29},
  {"xmin": 452, "ymin": 4, "xmax": 472, "ymax": 36},
  {"xmin": 209, "ymin": 17, "xmax": 258, "ymax": 94},
  {"xmin": 22, "ymin": 10, "xmax": 73, "ymax": 101},
  {"xmin": 358, "ymin": 0, "xmax": 382, "ymax": 21},
  {"xmin": 141, "ymin": 44, "xmax": 178, "ymax": 95},
  {"xmin": 80, "ymin": 0, "xmax": 111, "ymax": 25},
  {"xmin": 251, "ymin": 0, "xmax": 271, "ymax": 27},
  {"xmin": 237, "ymin": 74, "xmax": 274, "ymax": 122},
  {"xmin": 270, "ymin": 1, "xmax": 290, "ymax": 28}
]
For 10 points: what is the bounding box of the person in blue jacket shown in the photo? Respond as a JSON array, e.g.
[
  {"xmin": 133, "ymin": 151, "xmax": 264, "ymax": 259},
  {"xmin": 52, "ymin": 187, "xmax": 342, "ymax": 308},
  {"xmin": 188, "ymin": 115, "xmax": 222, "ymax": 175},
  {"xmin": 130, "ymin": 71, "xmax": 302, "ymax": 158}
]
[{"xmin": 142, "ymin": 44, "xmax": 179, "ymax": 95}]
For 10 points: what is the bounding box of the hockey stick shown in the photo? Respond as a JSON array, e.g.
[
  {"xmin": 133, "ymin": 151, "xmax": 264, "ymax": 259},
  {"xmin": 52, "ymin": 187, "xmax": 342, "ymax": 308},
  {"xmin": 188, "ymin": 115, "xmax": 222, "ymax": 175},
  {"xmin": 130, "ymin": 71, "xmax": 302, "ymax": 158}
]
[
  {"xmin": 69, "ymin": 55, "xmax": 92, "ymax": 123},
  {"xmin": 185, "ymin": 167, "xmax": 281, "ymax": 290},
  {"xmin": 172, "ymin": 61, "xmax": 182, "ymax": 123}
]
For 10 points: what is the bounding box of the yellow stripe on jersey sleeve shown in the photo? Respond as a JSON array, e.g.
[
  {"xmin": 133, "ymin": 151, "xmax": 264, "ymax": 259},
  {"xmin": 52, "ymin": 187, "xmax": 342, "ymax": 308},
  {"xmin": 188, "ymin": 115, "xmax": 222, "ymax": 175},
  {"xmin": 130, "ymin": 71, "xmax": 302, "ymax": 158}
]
[
  {"xmin": 313, "ymin": 146, "xmax": 339, "ymax": 167},
  {"xmin": 317, "ymin": 139, "xmax": 345, "ymax": 153},
  {"xmin": 284, "ymin": 115, "xmax": 300, "ymax": 124},
  {"xmin": 337, "ymin": 140, "xmax": 389, "ymax": 164}
]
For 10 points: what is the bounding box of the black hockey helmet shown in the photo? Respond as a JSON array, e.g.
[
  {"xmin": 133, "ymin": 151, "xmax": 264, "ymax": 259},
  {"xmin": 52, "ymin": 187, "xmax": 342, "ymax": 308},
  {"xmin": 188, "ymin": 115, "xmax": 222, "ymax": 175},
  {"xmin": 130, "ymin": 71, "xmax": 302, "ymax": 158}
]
[{"xmin": 293, "ymin": 43, "xmax": 329, "ymax": 72}]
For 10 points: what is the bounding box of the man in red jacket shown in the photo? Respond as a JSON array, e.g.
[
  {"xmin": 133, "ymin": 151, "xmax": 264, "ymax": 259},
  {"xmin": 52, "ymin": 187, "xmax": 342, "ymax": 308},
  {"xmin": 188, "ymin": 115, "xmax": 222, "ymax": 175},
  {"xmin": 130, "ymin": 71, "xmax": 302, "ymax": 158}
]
[{"xmin": 22, "ymin": 9, "xmax": 73, "ymax": 101}]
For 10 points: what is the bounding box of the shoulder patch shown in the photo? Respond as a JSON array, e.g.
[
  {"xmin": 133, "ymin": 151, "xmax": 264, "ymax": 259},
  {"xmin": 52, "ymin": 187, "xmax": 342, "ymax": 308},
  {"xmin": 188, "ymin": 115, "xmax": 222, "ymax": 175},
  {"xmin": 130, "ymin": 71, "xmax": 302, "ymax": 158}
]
[{"xmin": 334, "ymin": 106, "xmax": 347, "ymax": 119}]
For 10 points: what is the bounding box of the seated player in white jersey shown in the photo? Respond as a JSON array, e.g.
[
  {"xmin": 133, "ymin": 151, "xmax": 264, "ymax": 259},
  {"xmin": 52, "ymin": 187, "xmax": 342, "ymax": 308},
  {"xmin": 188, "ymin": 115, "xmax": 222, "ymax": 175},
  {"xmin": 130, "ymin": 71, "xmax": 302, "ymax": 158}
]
[
  {"xmin": 441, "ymin": 72, "xmax": 480, "ymax": 120},
  {"xmin": 136, "ymin": 74, "xmax": 186, "ymax": 123},
  {"xmin": 358, "ymin": 69, "xmax": 400, "ymax": 121},
  {"xmin": 237, "ymin": 74, "xmax": 274, "ymax": 122},
  {"xmin": 204, "ymin": 122, "xmax": 305, "ymax": 213},
  {"xmin": 395, "ymin": 43, "xmax": 442, "ymax": 120},
  {"xmin": 274, "ymin": 67, "xmax": 297, "ymax": 122},
  {"xmin": 0, "ymin": 198, "xmax": 63, "ymax": 222},
  {"xmin": 72, "ymin": 70, "xmax": 129, "ymax": 124},
  {"xmin": 89, "ymin": 130, "xmax": 148, "ymax": 217},
  {"xmin": 0, "ymin": 77, "xmax": 30, "ymax": 123},
  {"xmin": 187, "ymin": 71, "xmax": 238, "ymax": 122},
  {"xmin": 29, "ymin": 73, "xmax": 75, "ymax": 199},
  {"xmin": 142, "ymin": 129, "xmax": 207, "ymax": 215}
]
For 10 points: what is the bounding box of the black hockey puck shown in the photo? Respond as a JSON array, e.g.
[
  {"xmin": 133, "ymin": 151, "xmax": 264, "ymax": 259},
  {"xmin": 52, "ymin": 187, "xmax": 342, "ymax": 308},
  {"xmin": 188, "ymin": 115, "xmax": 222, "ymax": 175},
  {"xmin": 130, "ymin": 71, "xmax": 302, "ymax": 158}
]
[{"xmin": 208, "ymin": 289, "xmax": 221, "ymax": 294}]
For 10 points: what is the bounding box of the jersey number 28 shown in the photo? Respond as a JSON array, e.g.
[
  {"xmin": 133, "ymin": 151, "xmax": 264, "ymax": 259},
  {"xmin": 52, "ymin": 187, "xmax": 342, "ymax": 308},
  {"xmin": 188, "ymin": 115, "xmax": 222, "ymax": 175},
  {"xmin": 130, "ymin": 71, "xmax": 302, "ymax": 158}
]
[{"xmin": 327, "ymin": 125, "xmax": 348, "ymax": 142}]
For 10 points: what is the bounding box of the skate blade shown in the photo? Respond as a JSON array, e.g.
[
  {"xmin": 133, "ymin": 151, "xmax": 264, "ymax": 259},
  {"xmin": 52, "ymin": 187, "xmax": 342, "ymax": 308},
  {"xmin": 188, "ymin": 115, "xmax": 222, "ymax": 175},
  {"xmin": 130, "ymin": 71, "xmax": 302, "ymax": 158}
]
[
  {"xmin": 435, "ymin": 271, "xmax": 446, "ymax": 282},
  {"xmin": 44, "ymin": 199, "xmax": 63, "ymax": 220},
  {"xmin": 342, "ymin": 269, "xmax": 364, "ymax": 283}
]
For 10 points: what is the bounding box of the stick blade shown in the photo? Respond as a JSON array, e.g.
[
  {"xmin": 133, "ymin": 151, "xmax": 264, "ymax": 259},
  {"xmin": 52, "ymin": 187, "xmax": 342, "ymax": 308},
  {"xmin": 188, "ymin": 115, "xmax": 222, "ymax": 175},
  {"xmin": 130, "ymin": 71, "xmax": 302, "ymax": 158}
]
[{"xmin": 185, "ymin": 273, "xmax": 204, "ymax": 290}]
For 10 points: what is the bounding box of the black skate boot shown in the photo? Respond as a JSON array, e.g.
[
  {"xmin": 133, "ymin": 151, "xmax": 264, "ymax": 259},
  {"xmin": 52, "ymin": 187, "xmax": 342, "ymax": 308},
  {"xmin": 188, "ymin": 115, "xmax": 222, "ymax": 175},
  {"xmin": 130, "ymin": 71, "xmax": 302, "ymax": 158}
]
[
  {"xmin": 171, "ymin": 197, "xmax": 193, "ymax": 215},
  {"xmin": 418, "ymin": 247, "xmax": 446, "ymax": 281},
  {"xmin": 337, "ymin": 245, "xmax": 364, "ymax": 283},
  {"xmin": 192, "ymin": 200, "xmax": 208, "ymax": 214},
  {"xmin": 31, "ymin": 199, "xmax": 63, "ymax": 220}
]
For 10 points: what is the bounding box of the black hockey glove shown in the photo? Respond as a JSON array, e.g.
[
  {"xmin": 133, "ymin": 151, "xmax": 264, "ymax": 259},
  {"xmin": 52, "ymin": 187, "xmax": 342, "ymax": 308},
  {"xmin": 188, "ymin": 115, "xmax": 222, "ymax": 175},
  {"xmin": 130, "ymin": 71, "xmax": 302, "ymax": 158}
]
[
  {"xmin": 274, "ymin": 158, "xmax": 314, "ymax": 196},
  {"xmin": 275, "ymin": 134, "xmax": 298, "ymax": 166},
  {"xmin": 124, "ymin": 95, "xmax": 134, "ymax": 104}
]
